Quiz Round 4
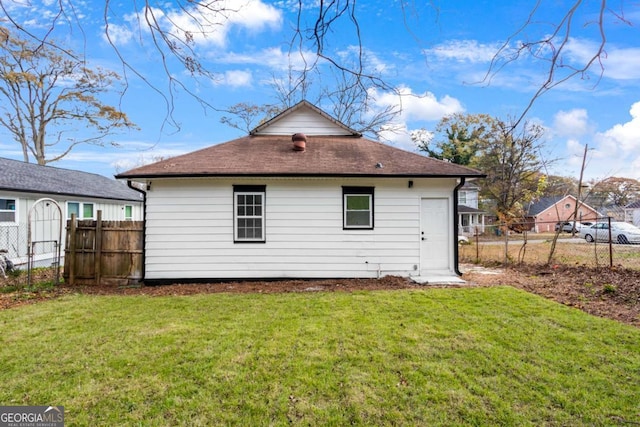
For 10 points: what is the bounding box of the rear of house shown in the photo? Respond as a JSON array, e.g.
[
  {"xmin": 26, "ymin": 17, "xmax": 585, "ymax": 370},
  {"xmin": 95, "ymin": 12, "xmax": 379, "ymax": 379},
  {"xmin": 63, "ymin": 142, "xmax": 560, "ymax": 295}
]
[{"xmin": 117, "ymin": 101, "xmax": 483, "ymax": 282}]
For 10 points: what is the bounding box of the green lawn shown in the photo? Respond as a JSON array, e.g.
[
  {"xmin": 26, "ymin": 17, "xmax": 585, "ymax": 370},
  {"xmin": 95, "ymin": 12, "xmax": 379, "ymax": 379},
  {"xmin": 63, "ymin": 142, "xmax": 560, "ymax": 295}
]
[{"xmin": 1, "ymin": 287, "xmax": 639, "ymax": 426}]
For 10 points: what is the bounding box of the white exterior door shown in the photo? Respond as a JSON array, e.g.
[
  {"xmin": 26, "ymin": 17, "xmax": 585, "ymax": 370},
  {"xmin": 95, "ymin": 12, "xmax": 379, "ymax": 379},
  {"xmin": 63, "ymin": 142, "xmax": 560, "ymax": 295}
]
[{"xmin": 420, "ymin": 198, "xmax": 450, "ymax": 271}]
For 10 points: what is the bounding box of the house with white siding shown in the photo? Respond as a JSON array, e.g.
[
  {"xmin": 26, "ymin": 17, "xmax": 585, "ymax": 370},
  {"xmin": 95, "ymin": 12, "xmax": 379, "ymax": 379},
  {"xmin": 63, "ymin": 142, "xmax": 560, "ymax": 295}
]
[
  {"xmin": 457, "ymin": 182, "xmax": 485, "ymax": 235},
  {"xmin": 116, "ymin": 101, "xmax": 484, "ymax": 283},
  {"xmin": 624, "ymin": 200, "xmax": 640, "ymax": 227},
  {"xmin": 0, "ymin": 157, "xmax": 143, "ymax": 267}
]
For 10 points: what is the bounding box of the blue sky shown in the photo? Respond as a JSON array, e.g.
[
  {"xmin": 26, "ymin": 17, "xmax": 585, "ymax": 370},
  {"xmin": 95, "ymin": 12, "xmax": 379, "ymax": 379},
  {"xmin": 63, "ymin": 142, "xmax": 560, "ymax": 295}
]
[{"xmin": 1, "ymin": 0, "xmax": 639, "ymax": 182}]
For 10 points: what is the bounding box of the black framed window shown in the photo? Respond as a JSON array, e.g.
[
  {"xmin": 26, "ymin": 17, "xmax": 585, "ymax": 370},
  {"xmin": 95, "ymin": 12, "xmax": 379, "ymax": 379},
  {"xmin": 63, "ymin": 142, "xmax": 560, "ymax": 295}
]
[
  {"xmin": 234, "ymin": 185, "xmax": 266, "ymax": 242},
  {"xmin": 343, "ymin": 186, "xmax": 374, "ymax": 229}
]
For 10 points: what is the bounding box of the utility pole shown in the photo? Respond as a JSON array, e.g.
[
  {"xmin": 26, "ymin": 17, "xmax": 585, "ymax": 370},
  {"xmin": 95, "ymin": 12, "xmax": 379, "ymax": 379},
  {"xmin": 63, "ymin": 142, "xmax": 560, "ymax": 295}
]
[{"xmin": 571, "ymin": 144, "xmax": 588, "ymax": 237}]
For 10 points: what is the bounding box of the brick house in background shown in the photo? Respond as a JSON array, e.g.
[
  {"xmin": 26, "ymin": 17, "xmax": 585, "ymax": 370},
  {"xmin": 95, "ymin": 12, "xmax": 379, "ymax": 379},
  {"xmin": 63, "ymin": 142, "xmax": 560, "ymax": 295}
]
[{"xmin": 525, "ymin": 195, "xmax": 599, "ymax": 232}]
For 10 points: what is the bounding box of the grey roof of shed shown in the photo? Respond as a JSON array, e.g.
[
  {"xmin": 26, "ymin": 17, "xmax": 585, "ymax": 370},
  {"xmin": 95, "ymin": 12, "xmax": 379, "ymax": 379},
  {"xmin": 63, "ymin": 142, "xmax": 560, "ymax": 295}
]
[
  {"xmin": 625, "ymin": 200, "xmax": 640, "ymax": 209},
  {"xmin": 526, "ymin": 196, "xmax": 566, "ymax": 216},
  {"xmin": 0, "ymin": 157, "xmax": 143, "ymax": 202}
]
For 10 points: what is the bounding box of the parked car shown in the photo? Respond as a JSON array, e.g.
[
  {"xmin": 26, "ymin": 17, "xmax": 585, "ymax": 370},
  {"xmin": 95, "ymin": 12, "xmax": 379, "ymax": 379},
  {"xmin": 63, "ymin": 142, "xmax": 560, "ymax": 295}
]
[
  {"xmin": 555, "ymin": 221, "xmax": 588, "ymax": 233},
  {"xmin": 458, "ymin": 235, "xmax": 470, "ymax": 245},
  {"xmin": 579, "ymin": 222, "xmax": 640, "ymax": 244}
]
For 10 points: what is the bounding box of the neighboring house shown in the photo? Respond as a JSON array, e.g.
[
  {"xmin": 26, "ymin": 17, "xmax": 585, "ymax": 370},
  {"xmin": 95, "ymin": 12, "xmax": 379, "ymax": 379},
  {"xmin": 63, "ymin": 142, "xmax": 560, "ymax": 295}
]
[
  {"xmin": 116, "ymin": 101, "xmax": 484, "ymax": 283},
  {"xmin": 525, "ymin": 195, "xmax": 599, "ymax": 232},
  {"xmin": 599, "ymin": 204, "xmax": 625, "ymax": 222},
  {"xmin": 0, "ymin": 157, "xmax": 143, "ymax": 267},
  {"xmin": 457, "ymin": 181, "xmax": 485, "ymax": 235},
  {"xmin": 624, "ymin": 200, "xmax": 640, "ymax": 227}
]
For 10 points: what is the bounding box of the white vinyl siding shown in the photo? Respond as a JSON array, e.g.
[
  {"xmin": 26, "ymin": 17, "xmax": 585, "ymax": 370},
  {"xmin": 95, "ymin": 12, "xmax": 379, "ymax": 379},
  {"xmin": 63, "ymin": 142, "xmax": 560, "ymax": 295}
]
[
  {"xmin": 142, "ymin": 177, "xmax": 457, "ymax": 280},
  {"xmin": 255, "ymin": 107, "xmax": 353, "ymax": 136}
]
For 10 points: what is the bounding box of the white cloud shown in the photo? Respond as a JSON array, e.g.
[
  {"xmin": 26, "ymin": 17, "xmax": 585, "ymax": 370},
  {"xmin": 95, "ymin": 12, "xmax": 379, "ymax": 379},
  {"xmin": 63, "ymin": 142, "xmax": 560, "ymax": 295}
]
[
  {"xmin": 371, "ymin": 86, "xmax": 464, "ymax": 123},
  {"xmin": 219, "ymin": 47, "xmax": 313, "ymax": 71},
  {"xmin": 164, "ymin": 0, "xmax": 281, "ymax": 47},
  {"xmin": 596, "ymin": 101, "xmax": 640, "ymax": 152},
  {"xmin": 553, "ymin": 109, "xmax": 590, "ymax": 137},
  {"xmin": 104, "ymin": 0, "xmax": 282, "ymax": 48},
  {"xmin": 564, "ymin": 38, "xmax": 640, "ymax": 81},
  {"xmin": 219, "ymin": 69, "xmax": 253, "ymax": 87},
  {"xmin": 367, "ymin": 86, "xmax": 464, "ymax": 151},
  {"xmin": 426, "ymin": 40, "xmax": 503, "ymax": 64}
]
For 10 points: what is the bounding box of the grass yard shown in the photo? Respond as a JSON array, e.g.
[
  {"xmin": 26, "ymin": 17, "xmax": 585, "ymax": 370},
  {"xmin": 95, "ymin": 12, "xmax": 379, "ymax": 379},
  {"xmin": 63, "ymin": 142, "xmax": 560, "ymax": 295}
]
[{"xmin": 1, "ymin": 287, "xmax": 639, "ymax": 426}]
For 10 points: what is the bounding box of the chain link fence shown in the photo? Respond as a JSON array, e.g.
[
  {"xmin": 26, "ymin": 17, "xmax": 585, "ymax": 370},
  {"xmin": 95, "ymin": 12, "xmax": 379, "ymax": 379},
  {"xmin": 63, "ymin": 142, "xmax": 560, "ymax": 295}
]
[
  {"xmin": 0, "ymin": 223, "xmax": 28, "ymax": 267},
  {"xmin": 459, "ymin": 218, "xmax": 640, "ymax": 270},
  {"xmin": 1, "ymin": 222, "xmax": 62, "ymax": 269}
]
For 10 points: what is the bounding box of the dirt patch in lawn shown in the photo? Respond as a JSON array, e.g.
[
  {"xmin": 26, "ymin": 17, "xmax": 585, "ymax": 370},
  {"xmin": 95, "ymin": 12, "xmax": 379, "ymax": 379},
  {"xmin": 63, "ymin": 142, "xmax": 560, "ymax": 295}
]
[
  {"xmin": 462, "ymin": 263, "xmax": 640, "ymax": 327},
  {"xmin": 1, "ymin": 265, "xmax": 639, "ymax": 327}
]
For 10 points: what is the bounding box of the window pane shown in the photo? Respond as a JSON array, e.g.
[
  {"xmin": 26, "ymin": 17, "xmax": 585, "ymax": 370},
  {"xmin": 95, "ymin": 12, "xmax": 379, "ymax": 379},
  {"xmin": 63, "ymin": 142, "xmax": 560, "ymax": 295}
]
[
  {"xmin": 0, "ymin": 198, "xmax": 16, "ymax": 222},
  {"xmin": 68, "ymin": 203, "xmax": 80, "ymax": 219},
  {"xmin": 125, "ymin": 205, "xmax": 133, "ymax": 220},
  {"xmin": 345, "ymin": 193, "xmax": 372, "ymax": 228},
  {"xmin": 0, "ymin": 212, "xmax": 15, "ymax": 222},
  {"xmin": 235, "ymin": 191, "xmax": 265, "ymax": 241},
  {"xmin": 347, "ymin": 211, "xmax": 371, "ymax": 227},
  {"xmin": 0, "ymin": 199, "xmax": 15, "ymax": 210},
  {"xmin": 347, "ymin": 195, "xmax": 370, "ymax": 210},
  {"xmin": 83, "ymin": 203, "xmax": 94, "ymax": 218}
]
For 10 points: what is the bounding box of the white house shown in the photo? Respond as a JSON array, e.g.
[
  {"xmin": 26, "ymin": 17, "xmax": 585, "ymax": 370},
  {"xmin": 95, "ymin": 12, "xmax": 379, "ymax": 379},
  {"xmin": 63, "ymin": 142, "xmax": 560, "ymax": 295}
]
[
  {"xmin": 457, "ymin": 181, "xmax": 485, "ymax": 235},
  {"xmin": 0, "ymin": 157, "xmax": 143, "ymax": 267},
  {"xmin": 116, "ymin": 101, "xmax": 484, "ymax": 283},
  {"xmin": 624, "ymin": 200, "xmax": 640, "ymax": 227}
]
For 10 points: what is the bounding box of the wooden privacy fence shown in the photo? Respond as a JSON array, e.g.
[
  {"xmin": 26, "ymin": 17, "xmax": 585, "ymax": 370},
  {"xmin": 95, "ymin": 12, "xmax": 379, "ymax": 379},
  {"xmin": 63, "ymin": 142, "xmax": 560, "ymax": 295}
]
[{"xmin": 64, "ymin": 211, "xmax": 143, "ymax": 286}]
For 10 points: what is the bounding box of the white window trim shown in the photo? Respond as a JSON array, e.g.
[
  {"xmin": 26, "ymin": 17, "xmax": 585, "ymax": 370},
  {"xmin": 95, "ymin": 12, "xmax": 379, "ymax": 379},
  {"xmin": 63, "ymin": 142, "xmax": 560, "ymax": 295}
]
[
  {"xmin": 124, "ymin": 205, "xmax": 133, "ymax": 221},
  {"xmin": 0, "ymin": 197, "xmax": 18, "ymax": 224},
  {"xmin": 67, "ymin": 201, "xmax": 95, "ymax": 220},
  {"xmin": 343, "ymin": 187, "xmax": 375, "ymax": 230},
  {"xmin": 233, "ymin": 186, "xmax": 266, "ymax": 243}
]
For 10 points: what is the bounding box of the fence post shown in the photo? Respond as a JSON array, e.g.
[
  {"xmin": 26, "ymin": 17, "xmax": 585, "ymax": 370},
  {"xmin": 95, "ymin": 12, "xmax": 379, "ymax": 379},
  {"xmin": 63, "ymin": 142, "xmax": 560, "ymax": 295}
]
[
  {"xmin": 475, "ymin": 226, "xmax": 479, "ymax": 263},
  {"xmin": 94, "ymin": 210, "xmax": 103, "ymax": 286},
  {"xmin": 608, "ymin": 216, "xmax": 613, "ymax": 268},
  {"xmin": 68, "ymin": 213, "xmax": 77, "ymax": 286}
]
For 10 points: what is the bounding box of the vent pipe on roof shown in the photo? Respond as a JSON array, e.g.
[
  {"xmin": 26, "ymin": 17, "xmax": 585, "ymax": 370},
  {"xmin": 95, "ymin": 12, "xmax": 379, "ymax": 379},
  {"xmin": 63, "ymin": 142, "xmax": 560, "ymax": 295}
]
[{"xmin": 292, "ymin": 133, "xmax": 307, "ymax": 151}]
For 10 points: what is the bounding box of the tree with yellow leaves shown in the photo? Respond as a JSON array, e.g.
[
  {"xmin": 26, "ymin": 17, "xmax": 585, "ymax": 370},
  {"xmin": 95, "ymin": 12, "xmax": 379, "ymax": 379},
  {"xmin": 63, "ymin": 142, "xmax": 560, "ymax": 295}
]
[{"xmin": 0, "ymin": 27, "xmax": 136, "ymax": 165}]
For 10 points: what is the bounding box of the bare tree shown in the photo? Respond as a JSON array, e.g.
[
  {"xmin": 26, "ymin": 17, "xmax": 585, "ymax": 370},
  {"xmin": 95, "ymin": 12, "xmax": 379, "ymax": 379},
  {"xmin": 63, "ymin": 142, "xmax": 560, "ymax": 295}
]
[
  {"xmin": 482, "ymin": 1, "xmax": 630, "ymax": 126},
  {"xmin": 220, "ymin": 68, "xmax": 400, "ymax": 138},
  {"xmin": 0, "ymin": 27, "xmax": 136, "ymax": 165}
]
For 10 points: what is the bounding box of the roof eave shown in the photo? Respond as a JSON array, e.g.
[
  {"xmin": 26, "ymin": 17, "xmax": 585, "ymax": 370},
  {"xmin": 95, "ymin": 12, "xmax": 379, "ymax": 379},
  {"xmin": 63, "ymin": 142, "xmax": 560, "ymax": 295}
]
[
  {"xmin": 0, "ymin": 186, "xmax": 142, "ymax": 202},
  {"xmin": 116, "ymin": 172, "xmax": 486, "ymax": 180}
]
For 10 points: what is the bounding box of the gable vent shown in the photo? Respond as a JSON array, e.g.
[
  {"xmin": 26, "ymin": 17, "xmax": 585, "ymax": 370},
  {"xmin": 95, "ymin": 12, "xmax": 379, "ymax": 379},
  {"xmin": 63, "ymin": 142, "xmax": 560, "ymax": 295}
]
[{"xmin": 292, "ymin": 133, "xmax": 307, "ymax": 151}]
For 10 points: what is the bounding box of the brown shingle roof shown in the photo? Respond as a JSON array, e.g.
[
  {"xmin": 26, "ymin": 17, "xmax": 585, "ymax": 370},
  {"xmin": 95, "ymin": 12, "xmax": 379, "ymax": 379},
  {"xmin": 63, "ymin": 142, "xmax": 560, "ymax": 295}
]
[{"xmin": 116, "ymin": 134, "xmax": 484, "ymax": 179}]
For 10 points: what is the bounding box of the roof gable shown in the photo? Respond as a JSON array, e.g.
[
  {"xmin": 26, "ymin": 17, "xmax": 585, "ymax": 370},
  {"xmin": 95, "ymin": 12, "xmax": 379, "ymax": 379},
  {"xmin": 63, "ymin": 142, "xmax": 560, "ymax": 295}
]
[
  {"xmin": 250, "ymin": 100, "xmax": 360, "ymax": 136},
  {"xmin": 0, "ymin": 157, "xmax": 142, "ymax": 202},
  {"xmin": 117, "ymin": 102, "xmax": 485, "ymax": 180}
]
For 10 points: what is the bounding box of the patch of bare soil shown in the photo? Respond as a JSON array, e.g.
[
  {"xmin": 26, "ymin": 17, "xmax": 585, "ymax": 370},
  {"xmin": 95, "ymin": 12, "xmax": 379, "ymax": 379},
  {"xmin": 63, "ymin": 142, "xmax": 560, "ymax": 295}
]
[
  {"xmin": 462, "ymin": 263, "xmax": 640, "ymax": 327},
  {"xmin": 2, "ymin": 266, "xmax": 639, "ymax": 327}
]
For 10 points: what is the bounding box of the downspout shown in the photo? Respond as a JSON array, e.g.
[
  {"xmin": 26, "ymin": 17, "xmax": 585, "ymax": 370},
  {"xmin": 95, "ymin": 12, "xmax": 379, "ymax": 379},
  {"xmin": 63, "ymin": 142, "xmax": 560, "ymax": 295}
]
[
  {"xmin": 453, "ymin": 177, "xmax": 466, "ymax": 276},
  {"xmin": 127, "ymin": 180, "xmax": 147, "ymax": 282}
]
